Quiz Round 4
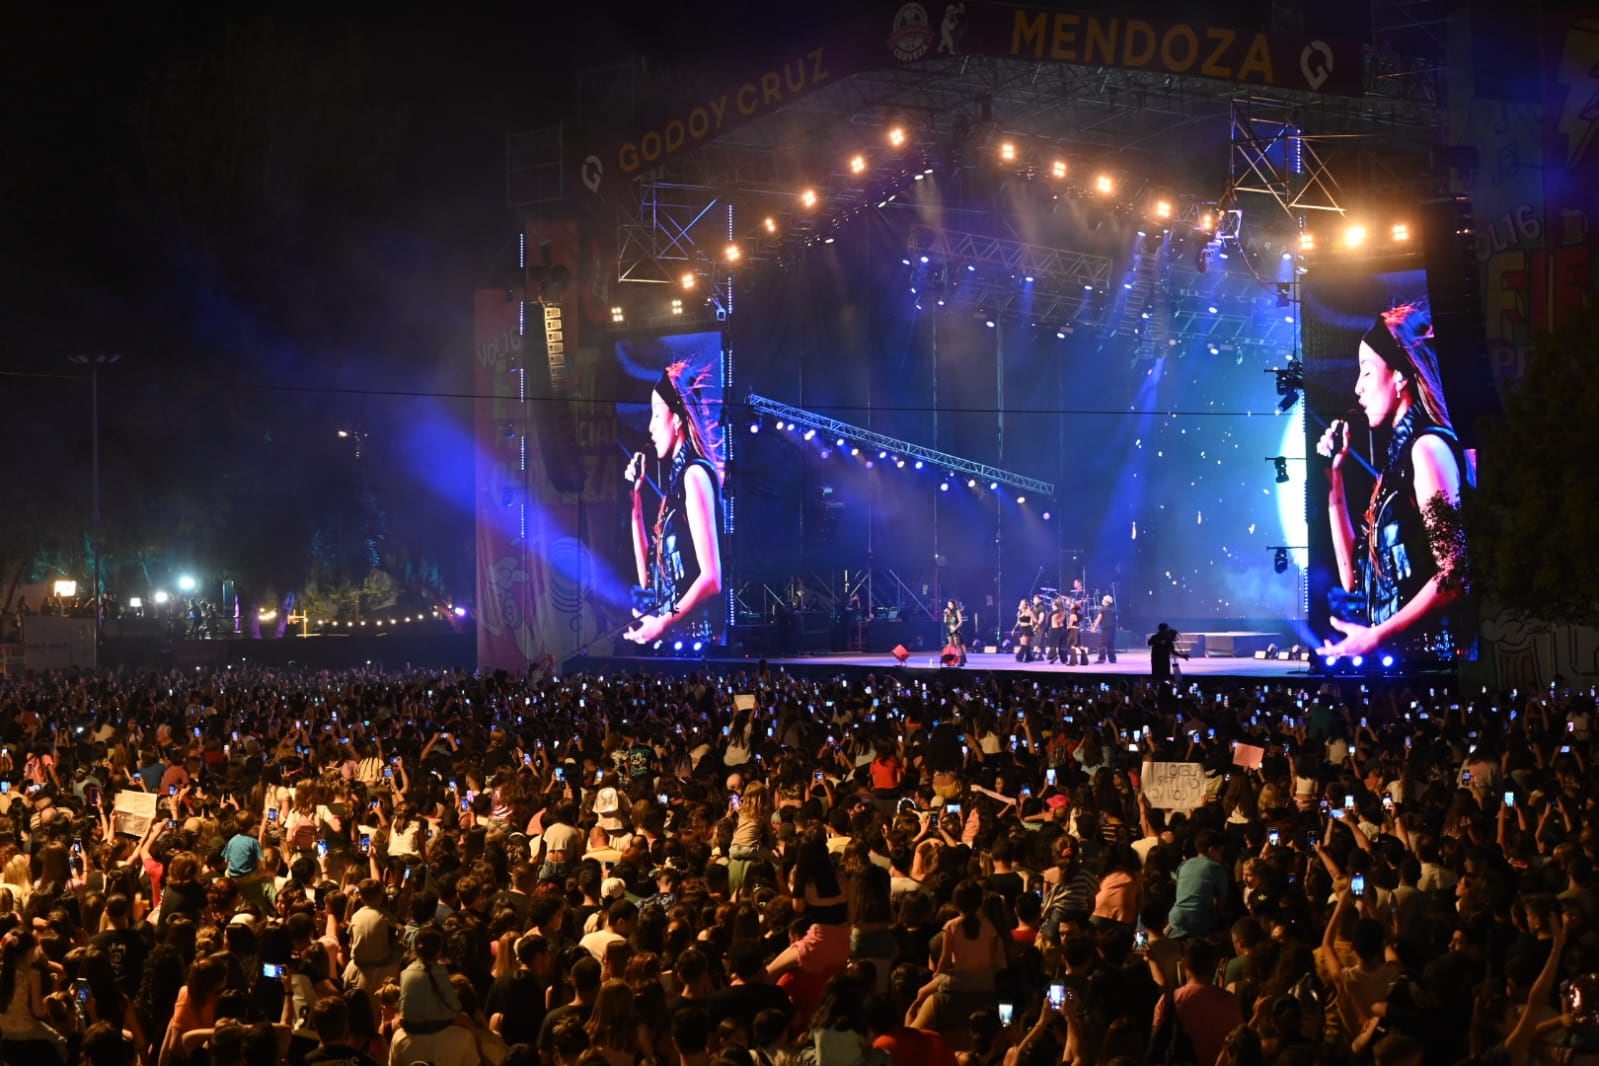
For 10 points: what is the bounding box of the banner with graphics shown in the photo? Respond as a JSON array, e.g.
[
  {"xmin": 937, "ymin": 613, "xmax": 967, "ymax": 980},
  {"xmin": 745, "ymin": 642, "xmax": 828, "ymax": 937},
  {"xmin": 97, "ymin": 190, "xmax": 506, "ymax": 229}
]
[
  {"xmin": 572, "ymin": 2, "xmax": 1364, "ymax": 200},
  {"xmin": 473, "ymin": 290, "xmax": 556, "ymax": 672}
]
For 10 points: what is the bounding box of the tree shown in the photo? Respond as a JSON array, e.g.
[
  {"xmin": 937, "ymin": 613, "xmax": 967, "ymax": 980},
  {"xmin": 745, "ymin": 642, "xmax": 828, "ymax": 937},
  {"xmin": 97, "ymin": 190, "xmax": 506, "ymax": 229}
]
[{"xmin": 1468, "ymin": 301, "xmax": 1599, "ymax": 625}]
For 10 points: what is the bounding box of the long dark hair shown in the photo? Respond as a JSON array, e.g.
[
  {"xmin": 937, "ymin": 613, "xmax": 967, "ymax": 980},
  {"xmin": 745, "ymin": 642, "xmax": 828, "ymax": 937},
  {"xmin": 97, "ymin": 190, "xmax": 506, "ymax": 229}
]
[
  {"xmin": 790, "ymin": 836, "xmax": 841, "ymax": 900},
  {"xmin": 0, "ymin": 930, "xmax": 35, "ymax": 1009},
  {"xmin": 953, "ymin": 879, "xmax": 984, "ymax": 939}
]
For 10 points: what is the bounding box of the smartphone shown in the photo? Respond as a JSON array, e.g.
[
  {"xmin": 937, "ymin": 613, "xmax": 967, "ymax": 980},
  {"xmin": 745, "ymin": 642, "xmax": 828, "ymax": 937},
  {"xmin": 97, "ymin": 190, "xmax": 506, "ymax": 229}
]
[
  {"xmin": 74, "ymin": 978, "xmax": 90, "ymax": 1007},
  {"xmin": 267, "ymin": 808, "xmax": 279, "ymax": 823},
  {"xmin": 1463, "ymin": 770, "xmax": 1472, "ymax": 783},
  {"xmin": 193, "ymin": 727, "xmax": 201, "ymax": 738},
  {"xmin": 1045, "ymin": 769, "xmax": 1057, "ymax": 787},
  {"xmin": 1048, "ymin": 983, "xmax": 1066, "ymax": 1010},
  {"xmin": 1344, "ymin": 794, "xmax": 1355, "ymax": 809},
  {"xmin": 1307, "ymin": 832, "xmax": 1319, "ymax": 848},
  {"xmin": 1563, "ymin": 745, "xmax": 1573, "ymax": 754},
  {"xmin": 0, "ymin": 782, "xmax": 8, "ymax": 795},
  {"xmin": 813, "ymin": 771, "xmax": 823, "ymax": 784},
  {"xmin": 594, "ymin": 770, "xmax": 604, "ymax": 785},
  {"xmin": 1505, "ymin": 791, "xmax": 1516, "ymax": 807},
  {"xmin": 383, "ymin": 767, "xmax": 393, "ymax": 779},
  {"xmin": 556, "ymin": 767, "xmax": 566, "ymax": 781},
  {"xmin": 1021, "ymin": 786, "xmax": 1031, "ymax": 798},
  {"xmin": 1127, "ymin": 743, "xmax": 1140, "ymax": 752},
  {"xmin": 1134, "ymin": 927, "xmax": 1150, "ymax": 952},
  {"xmin": 1570, "ymin": 721, "xmax": 1577, "ymax": 733},
  {"xmin": 359, "ymin": 833, "xmax": 372, "ymax": 853},
  {"xmin": 1382, "ymin": 795, "xmax": 1393, "ymax": 810},
  {"xmin": 730, "ymin": 794, "xmax": 742, "ymax": 812},
  {"xmin": 998, "ymin": 1003, "xmax": 1015, "ymax": 1025},
  {"xmin": 1351, "ymin": 873, "xmax": 1367, "ymax": 895},
  {"xmin": 261, "ymin": 963, "xmax": 285, "ymax": 979},
  {"xmin": 168, "ymin": 785, "xmax": 177, "ymax": 796},
  {"xmin": 315, "ymin": 841, "xmax": 329, "ymax": 859},
  {"xmin": 657, "ymin": 793, "xmax": 669, "ymax": 806},
  {"xmin": 946, "ymin": 803, "xmax": 962, "ymax": 817},
  {"xmin": 1268, "ymin": 828, "xmax": 1281, "ymax": 846}
]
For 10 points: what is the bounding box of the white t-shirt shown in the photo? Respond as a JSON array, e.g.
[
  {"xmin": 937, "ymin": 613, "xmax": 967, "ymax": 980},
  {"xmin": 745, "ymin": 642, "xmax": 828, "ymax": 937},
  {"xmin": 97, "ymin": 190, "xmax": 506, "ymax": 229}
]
[{"xmin": 578, "ymin": 928, "xmax": 624, "ymax": 962}]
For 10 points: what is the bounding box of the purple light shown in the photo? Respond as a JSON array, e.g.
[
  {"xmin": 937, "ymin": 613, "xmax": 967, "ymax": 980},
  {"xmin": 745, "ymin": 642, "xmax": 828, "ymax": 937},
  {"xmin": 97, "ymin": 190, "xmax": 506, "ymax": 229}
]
[
  {"xmin": 453, "ymin": 606, "xmax": 467, "ymax": 618},
  {"xmin": 836, "ymin": 438, "xmax": 846, "ymax": 446},
  {"xmin": 919, "ymin": 255, "xmax": 929, "ymax": 263},
  {"xmin": 1042, "ymin": 511, "xmax": 1051, "ymax": 520},
  {"xmin": 940, "ymin": 482, "xmax": 949, "ymax": 492}
]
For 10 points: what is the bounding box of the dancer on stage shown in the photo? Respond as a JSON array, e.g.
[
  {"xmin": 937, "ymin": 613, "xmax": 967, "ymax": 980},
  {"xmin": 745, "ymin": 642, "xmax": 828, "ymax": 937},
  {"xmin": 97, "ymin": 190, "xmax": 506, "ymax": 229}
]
[
  {"xmin": 1013, "ymin": 597, "xmax": 1036, "ymax": 662},
  {"xmin": 1090, "ymin": 594, "xmax": 1117, "ymax": 664},
  {"xmin": 625, "ymin": 362, "xmax": 724, "ymax": 645},
  {"xmin": 1148, "ymin": 622, "xmax": 1189, "ymax": 681},
  {"xmin": 1045, "ymin": 597, "xmax": 1068, "ymax": 664}
]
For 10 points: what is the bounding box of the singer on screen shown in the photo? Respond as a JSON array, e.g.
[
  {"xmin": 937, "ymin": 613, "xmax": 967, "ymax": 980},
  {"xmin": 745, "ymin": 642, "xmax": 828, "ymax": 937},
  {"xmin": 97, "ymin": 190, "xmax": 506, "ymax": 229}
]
[
  {"xmin": 625, "ymin": 361, "xmax": 724, "ymax": 644},
  {"xmin": 1316, "ymin": 299, "xmax": 1469, "ymax": 660}
]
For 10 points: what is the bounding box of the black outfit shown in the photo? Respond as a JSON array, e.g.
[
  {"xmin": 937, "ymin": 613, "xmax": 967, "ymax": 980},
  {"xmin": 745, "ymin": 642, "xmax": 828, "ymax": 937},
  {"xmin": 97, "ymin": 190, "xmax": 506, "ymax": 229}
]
[
  {"xmin": 484, "ymin": 971, "xmax": 547, "ymax": 1048},
  {"xmin": 1014, "ymin": 607, "xmax": 1036, "ymax": 662},
  {"xmin": 1351, "ymin": 408, "xmax": 1471, "ymax": 661},
  {"xmin": 1147, "ymin": 627, "xmax": 1186, "ymax": 680},
  {"xmin": 1095, "ymin": 605, "xmax": 1118, "ymax": 663},
  {"xmin": 942, "ymin": 607, "xmax": 966, "ymax": 665},
  {"xmin": 705, "ymin": 982, "xmax": 795, "ymax": 1034}
]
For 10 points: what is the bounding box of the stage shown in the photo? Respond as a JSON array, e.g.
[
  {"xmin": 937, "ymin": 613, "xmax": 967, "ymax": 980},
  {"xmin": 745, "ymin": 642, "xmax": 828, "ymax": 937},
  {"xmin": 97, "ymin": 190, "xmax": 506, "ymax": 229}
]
[{"xmin": 564, "ymin": 647, "xmax": 1314, "ymax": 683}]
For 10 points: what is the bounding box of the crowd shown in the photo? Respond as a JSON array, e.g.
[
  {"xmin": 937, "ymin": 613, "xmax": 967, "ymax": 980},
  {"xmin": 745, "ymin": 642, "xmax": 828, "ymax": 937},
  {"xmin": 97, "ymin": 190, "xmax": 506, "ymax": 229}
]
[{"xmin": 0, "ymin": 663, "xmax": 1592, "ymax": 1066}]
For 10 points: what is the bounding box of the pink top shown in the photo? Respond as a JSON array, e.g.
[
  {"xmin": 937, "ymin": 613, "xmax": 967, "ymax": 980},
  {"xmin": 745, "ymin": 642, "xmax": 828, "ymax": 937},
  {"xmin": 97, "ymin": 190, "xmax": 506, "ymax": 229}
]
[{"xmin": 1093, "ymin": 870, "xmax": 1139, "ymax": 926}]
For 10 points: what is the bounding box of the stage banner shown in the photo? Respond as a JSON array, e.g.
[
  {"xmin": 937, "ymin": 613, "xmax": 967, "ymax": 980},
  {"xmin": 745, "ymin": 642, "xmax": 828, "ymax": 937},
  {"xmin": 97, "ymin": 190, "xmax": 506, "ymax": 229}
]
[
  {"xmin": 1542, "ymin": 14, "xmax": 1599, "ymax": 339},
  {"xmin": 474, "ymin": 289, "xmax": 554, "ymax": 672},
  {"xmin": 571, "ymin": 3, "xmax": 1364, "ymax": 200},
  {"xmin": 1143, "ymin": 761, "xmax": 1206, "ymax": 809}
]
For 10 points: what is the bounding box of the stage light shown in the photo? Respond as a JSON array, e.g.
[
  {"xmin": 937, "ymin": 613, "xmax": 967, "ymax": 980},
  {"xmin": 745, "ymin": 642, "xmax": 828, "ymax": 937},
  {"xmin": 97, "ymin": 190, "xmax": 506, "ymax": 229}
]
[
  {"xmin": 1042, "ymin": 511, "xmax": 1052, "ymax": 520},
  {"xmin": 673, "ymin": 641, "xmax": 684, "ymax": 652},
  {"xmin": 1282, "ymin": 251, "xmax": 1293, "ymax": 261},
  {"xmin": 849, "ymin": 154, "xmax": 867, "ymax": 174},
  {"xmin": 940, "ymin": 482, "xmax": 949, "ymax": 492},
  {"xmin": 670, "ymin": 298, "xmax": 683, "ymax": 316},
  {"xmin": 984, "ymin": 319, "xmax": 995, "ymax": 328},
  {"xmin": 999, "ymin": 141, "xmax": 1016, "ymax": 162},
  {"xmin": 1274, "ymin": 547, "xmax": 1289, "ymax": 573},
  {"xmin": 896, "ymin": 459, "xmax": 905, "ymax": 468},
  {"xmin": 1323, "ymin": 655, "xmax": 1337, "ymax": 668},
  {"xmin": 914, "ymin": 460, "xmax": 923, "ymax": 469},
  {"xmin": 850, "ymin": 447, "xmax": 860, "ymax": 456},
  {"xmin": 128, "ymin": 597, "xmax": 142, "ymax": 609},
  {"xmin": 1381, "ymin": 654, "xmax": 1395, "ymax": 668},
  {"xmin": 919, "ymin": 254, "xmax": 929, "ymax": 263},
  {"xmin": 748, "ymin": 422, "xmax": 760, "ymax": 434},
  {"xmin": 1153, "ymin": 200, "xmax": 1172, "ymax": 220},
  {"xmin": 680, "ymin": 272, "xmax": 697, "ymax": 290},
  {"xmin": 836, "ymin": 438, "xmax": 845, "ymax": 446},
  {"xmin": 1050, "ymin": 159, "xmax": 1068, "ymax": 179},
  {"xmin": 1276, "ymin": 283, "xmax": 1291, "ymax": 307},
  {"xmin": 1351, "ymin": 655, "xmax": 1365, "ymax": 668},
  {"xmin": 1023, "ymin": 275, "xmax": 1033, "ymax": 283},
  {"xmin": 1016, "ymin": 495, "xmax": 1026, "ymax": 504},
  {"xmin": 1272, "ymin": 457, "xmax": 1290, "ymax": 483},
  {"xmin": 989, "ymin": 481, "xmax": 998, "ymax": 490},
  {"xmin": 878, "ymin": 451, "xmax": 888, "ymax": 459},
  {"xmin": 800, "ymin": 188, "xmax": 817, "ymax": 208},
  {"xmin": 692, "ymin": 641, "xmax": 703, "ymax": 652},
  {"xmin": 610, "ymin": 306, "xmax": 625, "ymax": 324},
  {"xmin": 967, "ymin": 479, "xmax": 977, "ymax": 488},
  {"xmin": 1056, "ymin": 330, "xmax": 1066, "ymax": 339},
  {"xmin": 453, "ymin": 606, "xmax": 467, "ymax": 617},
  {"xmin": 725, "ymin": 244, "xmax": 741, "ymax": 263},
  {"xmin": 1199, "ymin": 212, "xmax": 1214, "ymax": 231},
  {"xmin": 887, "ymin": 126, "xmax": 906, "ymax": 147},
  {"xmin": 803, "ymin": 429, "xmax": 815, "ymax": 440},
  {"xmin": 763, "ymin": 216, "xmax": 777, "ymax": 234},
  {"xmin": 1207, "ymin": 306, "xmax": 1218, "ymax": 314},
  {"xmin": 1343, "ymin": 224, "xmax": 1367, "ymax": 248},
  {"xmin": 153, "ymin": 590, "xmax": 170, "ymax": 605},
  {"xmin": 1391, "ymin": 222, "xmax": 1410, "ymax": 241},
  {"xmin": 177, "ymin": 574, "xmax": 197, "ymax": 593},
  {"xmin": 1095, "ymin": 174, "xmax": 1115, "ymax": 195},
  {"xmin": 1299, "ymin": 231, "xmax": 1315, "ymax": 251}
]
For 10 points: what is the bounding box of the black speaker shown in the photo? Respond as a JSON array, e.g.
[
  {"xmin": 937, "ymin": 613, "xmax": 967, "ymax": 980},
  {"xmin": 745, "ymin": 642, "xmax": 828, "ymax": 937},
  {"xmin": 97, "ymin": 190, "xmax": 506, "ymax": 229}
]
[{"xmin": 522, "ymin": 301, "xmax": 584, "ymax": 494}]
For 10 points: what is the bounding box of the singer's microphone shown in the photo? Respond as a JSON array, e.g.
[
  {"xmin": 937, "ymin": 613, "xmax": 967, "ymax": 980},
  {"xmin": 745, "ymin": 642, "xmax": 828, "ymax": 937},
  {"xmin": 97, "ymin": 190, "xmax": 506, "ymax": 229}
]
[{"xmin": 627, "ymin": 451, "xmax": 647, "ymax": 484}]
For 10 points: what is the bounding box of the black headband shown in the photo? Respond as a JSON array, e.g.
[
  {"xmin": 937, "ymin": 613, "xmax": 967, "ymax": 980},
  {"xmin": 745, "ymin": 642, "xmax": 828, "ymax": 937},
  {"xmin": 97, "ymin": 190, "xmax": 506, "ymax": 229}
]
[
  {"xmin": 1362, "ymin": 317, "xmax": 1410, "ymax": 376},
  {"xmin": 655, "ymin": 370, "xmax": 691, "ymax": 421}
]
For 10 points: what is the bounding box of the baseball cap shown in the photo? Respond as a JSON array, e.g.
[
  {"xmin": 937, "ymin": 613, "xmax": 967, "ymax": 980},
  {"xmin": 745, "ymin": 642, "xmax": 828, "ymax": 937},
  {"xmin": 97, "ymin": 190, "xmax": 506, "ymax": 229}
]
[
  {"xmin": 594, "ymin": 787, "xmax": 624, "ymax": 832},
  {"xmin": 600, "ymin": 876, "xmax": 628, "ymax": 901}
]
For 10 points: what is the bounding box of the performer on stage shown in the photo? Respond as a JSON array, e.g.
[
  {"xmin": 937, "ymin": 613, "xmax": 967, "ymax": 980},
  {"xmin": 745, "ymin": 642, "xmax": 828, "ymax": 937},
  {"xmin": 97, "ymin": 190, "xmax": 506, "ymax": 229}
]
[
  {"xmin": 942, "ymin": 600, "xmax": 967, "ymax": 666},
  {"xmin": 1147, "ymin": 622, "xmax": 1189, "ymax": 681},
  {"xmin": 1013, "ymin": 597, "xmax": 1036, "ymax": 663},
  {"xmin": 1045, "ymin": 598, "xmax": 1067, "ymax": 664},
  {"xmin": 1090, "ymin": 594, "xmax": 1117, "ymax": 664},
  {"xmin": 625, "ymin": 362, "xmax": 724, "ymax": 645},
  {"xmin": 1065, "ymin": 597, "xmax": 1084, "ymax": 666},
  {"xmin": 1317, "ymin": 300, "xmax": 1469, "ymax": 660}
]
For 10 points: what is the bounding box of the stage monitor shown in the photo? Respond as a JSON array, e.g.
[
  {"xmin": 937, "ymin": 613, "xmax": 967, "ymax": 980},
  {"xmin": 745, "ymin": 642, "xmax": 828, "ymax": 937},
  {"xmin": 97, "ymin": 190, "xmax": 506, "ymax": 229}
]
[{"xmin": 1301, "ymin": 258, "xmax": 1485, "ymax": 666}]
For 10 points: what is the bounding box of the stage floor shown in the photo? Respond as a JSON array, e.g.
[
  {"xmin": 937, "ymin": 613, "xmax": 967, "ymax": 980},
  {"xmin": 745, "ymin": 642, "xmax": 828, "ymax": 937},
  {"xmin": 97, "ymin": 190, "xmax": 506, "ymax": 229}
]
[{"xmin": 568, "ymin": 648, "xmax": 1314, "ymax": 682}]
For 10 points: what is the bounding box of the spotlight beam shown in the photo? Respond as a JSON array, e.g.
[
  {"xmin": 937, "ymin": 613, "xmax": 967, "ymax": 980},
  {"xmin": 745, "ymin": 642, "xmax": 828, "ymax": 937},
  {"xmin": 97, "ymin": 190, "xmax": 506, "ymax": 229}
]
[{"xmin": 747, "ymin": 393, "xmax": 1054, "ymax": 496}]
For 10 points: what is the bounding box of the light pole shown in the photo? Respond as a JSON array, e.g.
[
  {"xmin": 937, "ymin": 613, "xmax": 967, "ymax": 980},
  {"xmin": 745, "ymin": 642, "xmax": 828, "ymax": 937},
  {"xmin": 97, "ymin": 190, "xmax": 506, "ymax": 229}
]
[{"xmin": 67, "ymin": 354, "xmax": 120, "ymax": 648}]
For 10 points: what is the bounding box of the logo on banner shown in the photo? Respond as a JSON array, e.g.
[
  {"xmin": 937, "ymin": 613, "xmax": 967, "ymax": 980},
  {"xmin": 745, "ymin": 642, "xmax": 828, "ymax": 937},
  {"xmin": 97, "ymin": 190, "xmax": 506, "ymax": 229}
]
[
  {"xmin": 1300, "ymin": 41, "xmax": 1334, "ymax": 91},
  {"xmin": 581, "ymin": 155, "xmax": 604, "ymax": 194},
  {"xmin": 889, "ymin": 3, "xmax": 934, "ymax": 62}
]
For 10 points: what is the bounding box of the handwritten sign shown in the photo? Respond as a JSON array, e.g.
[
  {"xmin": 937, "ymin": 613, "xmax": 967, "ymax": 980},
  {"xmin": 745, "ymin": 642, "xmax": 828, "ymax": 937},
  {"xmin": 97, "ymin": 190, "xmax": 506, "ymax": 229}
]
[
  {"xmin": 113, "ymin": 790, "xmax": 159, "ymax": 838},
  {"xmin": 1232, "ymin": 743, "xmax": 1265, "ymax": 770},
  {"xmin": 1143, "ymin": 762, "xmax": 1206, "ymax": 810},
  {"xmin": 733, "ymin": 694, "xmax": 757, "ymax": 712}
]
